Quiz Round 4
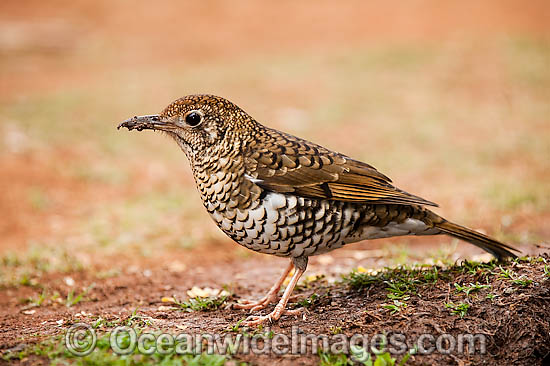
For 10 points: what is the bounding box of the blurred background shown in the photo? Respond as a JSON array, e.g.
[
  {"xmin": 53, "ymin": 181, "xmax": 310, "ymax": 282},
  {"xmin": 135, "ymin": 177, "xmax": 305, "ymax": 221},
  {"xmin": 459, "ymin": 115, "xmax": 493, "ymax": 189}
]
[{"xmin": 1, "ymin": 0, "xmax": 549, "ymax": 275}]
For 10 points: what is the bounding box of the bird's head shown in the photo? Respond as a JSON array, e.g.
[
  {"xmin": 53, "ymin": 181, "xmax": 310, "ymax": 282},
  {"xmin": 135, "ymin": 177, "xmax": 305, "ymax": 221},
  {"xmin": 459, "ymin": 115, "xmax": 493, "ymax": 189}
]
[{"xmin": 117, "ymin": 94, "xmax": 257, "ymax": 160}]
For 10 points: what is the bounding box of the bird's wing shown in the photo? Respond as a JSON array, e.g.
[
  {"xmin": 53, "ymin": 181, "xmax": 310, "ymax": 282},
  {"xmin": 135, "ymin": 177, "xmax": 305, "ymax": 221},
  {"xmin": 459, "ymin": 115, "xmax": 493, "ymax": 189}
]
[{"xmin": 244, "ymin": 128, "xmax": 438, "ymax": 207}]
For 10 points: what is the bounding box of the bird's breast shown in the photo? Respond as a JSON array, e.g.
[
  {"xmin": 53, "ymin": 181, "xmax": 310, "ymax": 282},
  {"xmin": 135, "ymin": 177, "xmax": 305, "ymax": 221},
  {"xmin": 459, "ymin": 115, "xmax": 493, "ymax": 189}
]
[{"xmin": 205, "ymin": 189, "xmax": 366, "ymax": 257}]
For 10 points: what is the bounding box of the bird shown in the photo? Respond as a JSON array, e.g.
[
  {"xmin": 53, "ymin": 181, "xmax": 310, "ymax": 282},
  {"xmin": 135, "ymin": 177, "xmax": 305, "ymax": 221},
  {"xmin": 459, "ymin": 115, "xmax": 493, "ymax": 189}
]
[{"xmin": 118, "ymin": 94, "xmax": 518, "ymax": 326}]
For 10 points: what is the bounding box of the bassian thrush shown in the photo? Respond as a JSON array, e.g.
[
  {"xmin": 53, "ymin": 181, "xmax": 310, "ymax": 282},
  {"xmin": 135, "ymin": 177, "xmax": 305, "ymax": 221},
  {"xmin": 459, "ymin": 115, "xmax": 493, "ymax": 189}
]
[{"xmin": 118, "ymin": 94, "xmax": 518, "ymax": 326}]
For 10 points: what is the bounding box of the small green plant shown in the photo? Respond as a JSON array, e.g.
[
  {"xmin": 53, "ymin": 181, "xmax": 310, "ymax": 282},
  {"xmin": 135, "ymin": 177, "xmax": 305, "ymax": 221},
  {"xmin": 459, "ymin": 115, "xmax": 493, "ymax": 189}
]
[
  {"xmin": 421, "ymin": 267, "xmax": 439, "ymax": 283},
  {"xmin": 66, "ymin": 290, "xmax": 84, "ymax": 307},
  {"xmin": 445, "ymin": 302, "xmax": 470, "ymax": 318},
  {"xmin": 174, "ymin": 295, "xmax": 228, "ymax": 312},
  {"xmin": 319, "ymin": 347, "xmax": 412, "ymax": 366},
  {"xmin": 124, "ymin": 307, "xmax": 153, "ymax": 327},
  {"xmin": 496, "ymin": 266, "xmax": 515, "ymax": 280},
  {"xmin": 298, "ymin": 293, "xmax": 319, "ymax": 308},
  {"xmin": 512, "ymin": 277, "xmax": 533, "ymax": 287},
  {"xmin": 365, "ymin": 351, "xmax": 408, "ymax": 366},
  {"xmin": 454, "ymin": 282, "xmax": 491, "ymax": 296},
  {"xmin": 35, "ymin": 290, "xmax": 48, "ymax": 306},
  {"xmin": 385, "ymin": 282, "xmax": 412, "ymax": 300},
  {"xmin": 494, "ymin": 266, "xmax": 533, "ymax": 287},
  {"xmin": 343, "ymin": 270, "xmax": 380, "ymax": 289},
  {"xmin": 544, "ymin": 265, "xmax": 550, "ymax": 278},
  {"xmin": 66, "ymin": 285, "xmax": 94, "ymax": 307},
  {"xmin": 21, "ymin": 289, "xmax": 49, "ymax": 307},
  {"xmin": 228, "ymin": 319, "xmax": 245, "ymax": 333},
  {"xmin": 18, "ymin": 273, "xmax": 35, "ymax": 287},
  {"xmin": 459, "ymin": 260, "xmax": 497, "ymax": 276},
  {"xmin": 342, "ymin": 265, "xmax": 442, "ymax": 293},
  {"xmin": 382, "ymin": 300, "xmax": 407, "ymax": 314},
  {"xmin": 318, "ymin": 351, "xmax": 350, "ymax": 366}
]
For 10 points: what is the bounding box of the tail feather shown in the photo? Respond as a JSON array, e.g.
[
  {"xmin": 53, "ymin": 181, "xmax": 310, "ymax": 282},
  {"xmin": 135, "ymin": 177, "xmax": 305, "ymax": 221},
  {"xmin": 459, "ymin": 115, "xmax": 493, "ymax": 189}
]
[{"xmin": 436, "ymin": 220, "xmax": 519, "ymax": 260}]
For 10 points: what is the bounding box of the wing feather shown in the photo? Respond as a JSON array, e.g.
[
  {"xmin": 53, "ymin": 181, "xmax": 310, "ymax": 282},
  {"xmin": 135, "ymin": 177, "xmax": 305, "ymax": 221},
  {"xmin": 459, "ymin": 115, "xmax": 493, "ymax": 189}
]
[{"xmin": 245, "ymin": 128, "xmax": 438, "ymax": 207}]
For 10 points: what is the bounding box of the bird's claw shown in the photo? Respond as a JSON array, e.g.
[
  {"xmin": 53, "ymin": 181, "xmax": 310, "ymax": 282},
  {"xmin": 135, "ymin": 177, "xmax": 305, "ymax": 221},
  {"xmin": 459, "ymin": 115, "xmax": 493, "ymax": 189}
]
[
  {"xmin": 233, "ymin": 294, "xmax": 278, "ymax": 311},
  {"xmin": 240, "ymin": 308, "xmax": 303, "ymax": 327},
  {"xmin": 242, "ymin": 314, "xmax": 272, "ymax": 327}
]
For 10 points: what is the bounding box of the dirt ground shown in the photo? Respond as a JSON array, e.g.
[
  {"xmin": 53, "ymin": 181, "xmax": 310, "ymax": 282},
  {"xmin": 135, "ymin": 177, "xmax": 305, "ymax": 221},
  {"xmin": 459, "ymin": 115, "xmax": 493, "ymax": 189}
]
[{"xmin": 1, "ymin": 1, "xmax": 550, "ymax": 365}]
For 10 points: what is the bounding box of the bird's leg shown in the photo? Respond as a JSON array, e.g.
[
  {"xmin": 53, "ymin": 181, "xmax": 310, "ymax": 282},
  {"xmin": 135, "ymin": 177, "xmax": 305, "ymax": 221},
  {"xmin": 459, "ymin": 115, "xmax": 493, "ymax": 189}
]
[
  {"xmin": 242, "ymin": 257, "xmax": 307, "ymax": 327},
  {"xmin": 233, "ymin": 260, "xmax": 294, "ymax": 311}
]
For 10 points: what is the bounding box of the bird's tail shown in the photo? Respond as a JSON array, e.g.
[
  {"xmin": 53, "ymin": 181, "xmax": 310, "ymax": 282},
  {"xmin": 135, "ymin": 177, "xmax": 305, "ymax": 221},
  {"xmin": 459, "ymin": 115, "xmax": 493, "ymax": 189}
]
[{"xmin": 435, "ymin": 220, "xmax": 519, "ymax": 260}]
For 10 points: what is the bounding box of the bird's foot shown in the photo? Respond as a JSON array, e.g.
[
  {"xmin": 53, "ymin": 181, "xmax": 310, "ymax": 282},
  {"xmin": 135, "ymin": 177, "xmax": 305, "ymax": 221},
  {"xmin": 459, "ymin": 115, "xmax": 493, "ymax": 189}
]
[
  {"xmin": 241, "ymin": 307, "xmax": 303, "ymax": 327},
  {"xmin": 233, "ymin": 293, "xmax": 278, "ymax": 312}
]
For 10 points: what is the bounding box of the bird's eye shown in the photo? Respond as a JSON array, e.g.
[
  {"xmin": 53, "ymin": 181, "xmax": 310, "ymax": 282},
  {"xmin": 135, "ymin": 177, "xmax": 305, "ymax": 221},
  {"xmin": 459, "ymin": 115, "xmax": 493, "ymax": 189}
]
[{"xmin": 185, "ymin": 111, "xmax": 202, "ymax": 127}]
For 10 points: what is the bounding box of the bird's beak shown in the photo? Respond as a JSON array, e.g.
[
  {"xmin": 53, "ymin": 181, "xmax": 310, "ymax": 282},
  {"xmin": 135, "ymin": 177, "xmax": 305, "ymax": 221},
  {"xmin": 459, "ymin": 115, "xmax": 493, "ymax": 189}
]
[{"xmin": 117, "ymin": 115, "xmax": 174, "ymax": 132}]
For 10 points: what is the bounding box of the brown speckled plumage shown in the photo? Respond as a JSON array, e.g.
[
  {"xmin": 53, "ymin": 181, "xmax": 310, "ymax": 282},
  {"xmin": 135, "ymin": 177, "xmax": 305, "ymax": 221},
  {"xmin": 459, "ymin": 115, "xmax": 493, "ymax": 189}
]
[{"xmin": 118, "ymin": 94, "xmax": 518, "ymax": 326}]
